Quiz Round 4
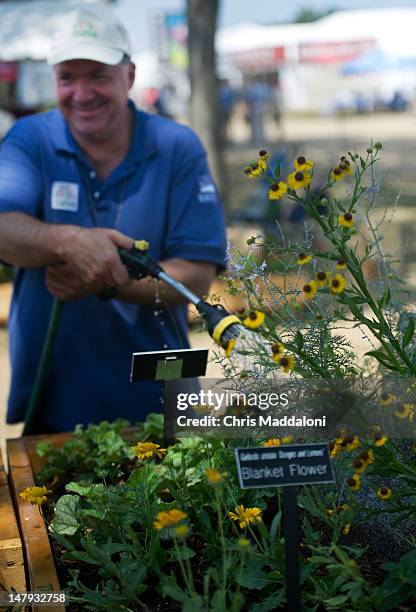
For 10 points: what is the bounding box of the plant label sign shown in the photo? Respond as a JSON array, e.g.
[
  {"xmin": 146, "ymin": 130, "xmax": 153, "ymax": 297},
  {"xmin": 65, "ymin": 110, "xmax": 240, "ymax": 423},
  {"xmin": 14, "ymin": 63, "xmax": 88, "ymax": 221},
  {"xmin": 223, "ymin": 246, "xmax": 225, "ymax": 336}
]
[{"xmin": 235, "ymin": 443, "xmax": 335, "ymax": 489}]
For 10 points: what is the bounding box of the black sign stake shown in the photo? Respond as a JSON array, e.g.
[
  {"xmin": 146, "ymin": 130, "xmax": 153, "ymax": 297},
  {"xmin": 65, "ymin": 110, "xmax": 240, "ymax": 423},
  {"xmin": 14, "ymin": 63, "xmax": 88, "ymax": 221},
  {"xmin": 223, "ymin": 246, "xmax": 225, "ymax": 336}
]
[
  {"xmin": 282, "ymin": 486, "xmax": 301, "ymax": 612},
  {"xmin": 235, "ymin": 443, "xmax": 335, "ymax": 612}
]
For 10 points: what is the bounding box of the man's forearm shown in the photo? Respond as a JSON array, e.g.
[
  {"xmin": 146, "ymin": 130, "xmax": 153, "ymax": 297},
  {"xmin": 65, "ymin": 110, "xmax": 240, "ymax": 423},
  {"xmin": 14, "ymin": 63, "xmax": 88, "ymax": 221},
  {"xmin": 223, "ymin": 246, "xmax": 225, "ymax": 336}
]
[
  {"xmin": 116, "ymin": 259, "xmax": 216, "ymax": 306},
  {"xmin": 0, "ymin": 212, "xmax": 76, "ymax": 267}
]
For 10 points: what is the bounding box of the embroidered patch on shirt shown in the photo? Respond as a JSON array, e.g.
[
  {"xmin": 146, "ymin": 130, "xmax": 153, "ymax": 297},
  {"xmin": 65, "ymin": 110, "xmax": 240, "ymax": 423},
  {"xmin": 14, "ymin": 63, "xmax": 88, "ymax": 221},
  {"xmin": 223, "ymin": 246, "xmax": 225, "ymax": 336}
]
[
  {"xmin": 51, "ymin": 181, "xmax": 79, "ymax": 212},
  {"xmin": 197, "ymin": 174, "xmax": 217, "ymax": 203}
]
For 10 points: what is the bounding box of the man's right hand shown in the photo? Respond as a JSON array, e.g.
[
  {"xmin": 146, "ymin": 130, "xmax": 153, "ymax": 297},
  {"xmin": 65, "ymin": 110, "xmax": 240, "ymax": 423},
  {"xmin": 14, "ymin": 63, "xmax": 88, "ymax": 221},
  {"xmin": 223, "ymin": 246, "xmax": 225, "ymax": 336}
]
[{"xmin": 56, "ymin": 226, "xmax": 134, "ymax": 288}]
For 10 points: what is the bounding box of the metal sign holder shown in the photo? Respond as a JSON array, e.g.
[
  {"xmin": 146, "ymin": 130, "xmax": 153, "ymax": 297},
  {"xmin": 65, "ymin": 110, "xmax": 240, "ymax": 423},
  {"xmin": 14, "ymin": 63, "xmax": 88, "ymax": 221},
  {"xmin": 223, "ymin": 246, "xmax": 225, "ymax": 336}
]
[{"xmin": 130, "ymin": 347, "xmax": 209, "ymax": 444}]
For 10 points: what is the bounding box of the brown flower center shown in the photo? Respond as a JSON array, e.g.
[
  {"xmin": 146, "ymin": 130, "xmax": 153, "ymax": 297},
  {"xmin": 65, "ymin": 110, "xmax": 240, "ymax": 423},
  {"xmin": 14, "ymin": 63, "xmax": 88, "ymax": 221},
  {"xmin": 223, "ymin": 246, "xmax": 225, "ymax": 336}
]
[
  {"xmin": 332, "ymin": 279, "xmax": 340, "ymax": 288},
  {"xmin": 295, "ymin": 172, "xmax": 304, "ymax": 181},
  {"xmin": 271, "ymin": 183, "xmax": 279, "ymax": 191},
  {"xmin": 353, "ymin": 459, "xmax": 363, "ymax": 468},
  {"xmin": 271, "ymin": 343, "xmax": 281, "ymax": 354},
  {"xmin": 337, "ymin": 260, "xmax": 345, "ymax": 266},
  {"xmin": 380, "ymin": 487, "xmax": 388, "ymax": 495},
  {"xmin": 347, "ymin": 477, "xmax": 357, "ymax": 487},
  {"xmin": 280, "ymin": 357, "xmax": 289, "ymax": 367},
  {"xmin": 333, "ymin": 167, "xmax": 342, "ymax": 175},
  {"xmin": 249, "ymin": 311, "xmax": 257, "ymax": 320},
  {"xmin": 259, "ymin": 149, "xmax": 267, "ymax": 157},
  {"xmin": 344, "ymin": 213, "xmax": 352, "ymax": 221},
  {"xmin": 317, "ymin": 272, "xmax": 326, "ymax": 280},
  {"xmin": 304, "ymin": 284, "xmax": 312, "ymax": 293},
  {"xmin": 297, "ymin": 156, "xmax": 306, "ymax": 165}
]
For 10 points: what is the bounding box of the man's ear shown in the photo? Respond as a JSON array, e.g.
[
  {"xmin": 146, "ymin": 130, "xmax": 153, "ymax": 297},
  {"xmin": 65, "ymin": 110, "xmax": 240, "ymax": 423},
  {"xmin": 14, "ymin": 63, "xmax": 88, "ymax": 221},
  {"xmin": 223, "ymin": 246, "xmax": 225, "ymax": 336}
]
[{"xmin": 128, "ymin": 62, "xmax": 136, "ymax": 89}]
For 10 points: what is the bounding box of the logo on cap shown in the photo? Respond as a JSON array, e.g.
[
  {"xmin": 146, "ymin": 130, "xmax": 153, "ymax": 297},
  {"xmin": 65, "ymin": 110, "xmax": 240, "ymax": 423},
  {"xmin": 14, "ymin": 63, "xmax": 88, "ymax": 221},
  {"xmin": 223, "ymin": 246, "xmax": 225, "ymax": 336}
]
[{"xmin": 73, "ymin": 18, "xmax": 99, "ymax": 39}]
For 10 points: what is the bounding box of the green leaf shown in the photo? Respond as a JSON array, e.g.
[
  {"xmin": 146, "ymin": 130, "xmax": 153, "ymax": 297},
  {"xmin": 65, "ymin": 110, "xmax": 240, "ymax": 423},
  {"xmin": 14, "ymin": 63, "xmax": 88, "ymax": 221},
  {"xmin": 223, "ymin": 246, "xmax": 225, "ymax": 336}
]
[
  {"xmin": 65, "ymin": 482, "xmax": 105, "ymax": 497},
  {"xmin": 183, "ymin": 596, "xmax": 203, "ymax": 612},
  {"xmin": 250, "ymin": 591, "xmax": 285, "ymax": 611},
  {"xmin": 364, "ymin": 350, "xmax": 397, "ymax": 369},
  {"xmin": 269, "ymin": 510, "xmax": 282, "ymax": 542},
  {"xmin": 274, "ymin": 160, "xmax": 281, "ymax": 177},
  {"xmin": 295, "ymin": 331, "xmax": 304, "ymax": 350},
  {"xmin": 236, "ymin": 557, "xmax": 273, "ymax": 590},
  {"xmin": 168, "ymin": 545, "xmax": 195, "ymax": 562},
  {"xmin": 402, "ymin": 319, "xmax": 415, "ymax": 348},
  {"xmin": 379, "ymin": 287, "xmax": 391, "ymax": 309},
  {"xmin": 160, "ymin": 576, "xmax": 190, "ymax": 603},
  {"xmin": 35, "ymin": 441, "xmax": 53, "ymax": 457},
  {"xmin": 53, "ymin": 495, "xmax": 79, "ymax": 535}
]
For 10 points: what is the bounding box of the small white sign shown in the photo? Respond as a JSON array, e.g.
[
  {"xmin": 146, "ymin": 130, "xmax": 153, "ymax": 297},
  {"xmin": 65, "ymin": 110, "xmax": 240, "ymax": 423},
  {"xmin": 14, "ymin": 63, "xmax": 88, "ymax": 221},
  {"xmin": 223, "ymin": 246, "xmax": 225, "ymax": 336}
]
[{"xmin": 51, "ymin": 181, "xmax": 79, "ymax": 212}]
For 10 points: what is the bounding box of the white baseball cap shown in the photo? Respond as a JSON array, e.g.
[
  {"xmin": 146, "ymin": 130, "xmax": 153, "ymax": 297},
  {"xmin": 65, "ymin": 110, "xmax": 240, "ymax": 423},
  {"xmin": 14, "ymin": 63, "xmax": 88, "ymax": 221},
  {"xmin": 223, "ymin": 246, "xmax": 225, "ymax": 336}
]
[{"xmin": 48, "ymin": 8, "xmax": 131, "ymax": 66}]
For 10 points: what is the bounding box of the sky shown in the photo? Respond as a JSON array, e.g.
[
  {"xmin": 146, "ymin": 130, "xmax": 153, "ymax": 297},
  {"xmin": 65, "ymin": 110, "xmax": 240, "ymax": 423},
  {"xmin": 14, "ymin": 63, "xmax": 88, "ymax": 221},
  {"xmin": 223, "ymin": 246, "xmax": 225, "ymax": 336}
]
[{"xmin": 114, "ymin": 0, "xmax": 416, "ymax": 52}]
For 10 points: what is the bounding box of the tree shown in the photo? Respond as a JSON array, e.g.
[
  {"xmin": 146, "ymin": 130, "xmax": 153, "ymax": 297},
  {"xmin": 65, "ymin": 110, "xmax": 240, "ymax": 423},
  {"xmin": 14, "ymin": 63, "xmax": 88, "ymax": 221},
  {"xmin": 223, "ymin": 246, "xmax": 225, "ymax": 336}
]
[
  {"xmin": 186, "ymin": 0, "xmax": 225, "ymax": 199},
  {"xmin": 294, "ymin": 7, "xmax": 336, "ymax": 23}
]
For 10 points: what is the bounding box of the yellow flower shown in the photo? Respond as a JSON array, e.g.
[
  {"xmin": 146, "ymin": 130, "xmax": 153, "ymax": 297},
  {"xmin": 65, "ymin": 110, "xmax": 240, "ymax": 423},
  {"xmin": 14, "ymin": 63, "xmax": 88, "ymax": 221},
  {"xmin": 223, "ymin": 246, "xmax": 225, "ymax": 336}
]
[
  {"xmin": 263, "ymin": 438, "xmax": 281, "ymax": 447},
  {"xmin": 376, "ymin": 486, "xmax": 392, "ymax": 501},
  {"xmin": 336, "ymin": 260, "xmax": 347, "ymax": 270},
  {"xmin": 344, "ymin": 435, "xmax": 360, "ymax": 452},
  {"xmin": 228, "ymin": 505, "xmax": 262, "ymax": 529},
  {"xmin": 394, "ymin": 403, "xmax": 413, "ymax": 419},
  {"xmin": 347, "ymin": 474, "xmax": 361, "ymax": 491},
  {"xmin": 329, "ymin": 442, "xmax": 342, "ymax": 458},
  {"xmin": 296, "ymin": 253, "xmax": 312, "ymax": 265},
  {"xmin": 237, "ymin": 537, "xmax": 251, "ymax": 549},
  {"xmin": 205, "ymin": 468, "xmax": 224, "ymax": 485},
  {"xmin": 359, "ymin": 449, "xmax": 375, "ymax": 465},
  {"xmin": 331, "ymin": 166, "xmax": 344, "ymax": 181},
  {"xmin": 281, "ymin": 436, "xmax": 293, "ymax": 444},
  {"xmin": 174, "ymin": 524, "xmax": 190, "ymax": 538},
  {"xmin": 294, "ymin": 156, "xmax": 314, "ymax": 172},
  {"xmin": 374, "ymin": 433, "xmax": 388, "ymax": 447},
  {"xmin": 19, "ymin": 486, "xmax": 51, "ymax": 506},
  {"xmin": 242, "ymin": 310, "xmax": 265, "ymax": 329},
  {"xmin": 154, "ymin": 508, "xmax": 187, "ymax": 530},
  {"xmin": 302, "ymin": 280, "xmax": 318, "ymax": 300},
  {"xmin": 257, "ymin": 158, "xmax": 267, "ymax": 171},
  {"xmin": 268, "ymin": 181, "xmax": 287, "ymax": 200},
  {"xmin": 338, "ymin": 212, "xmax": 354, "ymax": 228},
  {"xmin": 315, "ymin": 271, "xmax": 329, "ymax": 287},
  {"xmin": 379, "ymin": 392, "xmax": 395, "ymax": 406},
  {"xmin": 288, "ymin": 171, "xmax": 312, "ymax": 191},
  {"xmin": 244, "ymin": 163, "xmax": 262, "ymax": 178},
  {"xmin": 271, "ymin": 342, "xmax": 285, "ymax": 360},
  {"xmin": 352, "ymin": 458, "xmax": 366, "ymax": 474},
  {"xmin": 342, "ymin": 523, "xmax": 351, "ymax": 535},
  {"xmin": 133, "ymin": 442, "xmax": 167, "ymax": 460},
  {"xmin": 330, "ymin": 274, "xmax": 346, "ymax": 295},
  {"xmin": 222, "ymin": 337, "xmax": 236, "ymax": 358},
  {"xmin": 339, "ymin": 159, "xmax": 353, "ymax": 176},
  {"xmin": 276, "ymin": 354, "xmax": 295, "ymax": 374}
]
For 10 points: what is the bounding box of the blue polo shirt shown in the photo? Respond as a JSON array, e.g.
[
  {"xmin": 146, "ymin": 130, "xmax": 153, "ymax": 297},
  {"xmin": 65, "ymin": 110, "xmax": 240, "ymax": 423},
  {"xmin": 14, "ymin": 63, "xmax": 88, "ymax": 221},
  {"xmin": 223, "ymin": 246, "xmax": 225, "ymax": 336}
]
[{"xmin": 0, "ymin": 103, "xmax": 227, "ymax": 430}]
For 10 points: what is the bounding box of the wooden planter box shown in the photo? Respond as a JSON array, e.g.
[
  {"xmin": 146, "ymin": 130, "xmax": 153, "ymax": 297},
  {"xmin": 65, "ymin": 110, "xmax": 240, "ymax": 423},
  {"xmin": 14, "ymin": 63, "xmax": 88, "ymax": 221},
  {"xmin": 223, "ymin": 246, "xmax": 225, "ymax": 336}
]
[
  {"xmin": 0, "ymin": 448, "xmax": 26, "ymax": 598},
  {"xmin": 7, "ymin": 433, "xmax": 71, "ymax": 612}
]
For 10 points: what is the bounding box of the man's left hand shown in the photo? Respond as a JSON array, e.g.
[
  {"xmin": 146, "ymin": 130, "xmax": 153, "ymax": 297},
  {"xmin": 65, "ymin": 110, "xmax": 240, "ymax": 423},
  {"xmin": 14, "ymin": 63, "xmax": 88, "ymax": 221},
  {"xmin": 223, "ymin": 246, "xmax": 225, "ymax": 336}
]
[{"xmin": 45, "ymin": 262, "xmax": 130, "ymax": 301}]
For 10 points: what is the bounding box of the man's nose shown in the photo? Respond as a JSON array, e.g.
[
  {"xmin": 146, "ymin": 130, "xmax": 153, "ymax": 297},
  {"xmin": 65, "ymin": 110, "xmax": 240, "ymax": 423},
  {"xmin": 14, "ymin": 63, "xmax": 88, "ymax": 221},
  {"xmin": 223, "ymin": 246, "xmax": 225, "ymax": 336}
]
[{"xmin": 72, "ymin": 79, "xmax": 95, "ymax": 103}]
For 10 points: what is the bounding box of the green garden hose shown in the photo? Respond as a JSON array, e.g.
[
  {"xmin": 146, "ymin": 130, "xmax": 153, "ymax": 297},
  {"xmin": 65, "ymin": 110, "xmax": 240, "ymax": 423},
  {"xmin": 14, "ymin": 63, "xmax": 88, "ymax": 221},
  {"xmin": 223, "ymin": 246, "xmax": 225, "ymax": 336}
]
[{"xmin": 22, "ymin": 298, "xmax": 64, "ymax": 436}]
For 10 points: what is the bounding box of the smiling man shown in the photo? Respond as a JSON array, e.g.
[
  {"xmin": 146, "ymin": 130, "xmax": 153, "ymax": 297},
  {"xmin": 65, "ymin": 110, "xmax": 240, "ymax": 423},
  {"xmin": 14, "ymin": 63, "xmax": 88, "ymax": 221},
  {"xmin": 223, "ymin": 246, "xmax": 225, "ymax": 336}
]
[{"xmin": 0, "ymin": 8, "xmax": 227, "ymax": 432}]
